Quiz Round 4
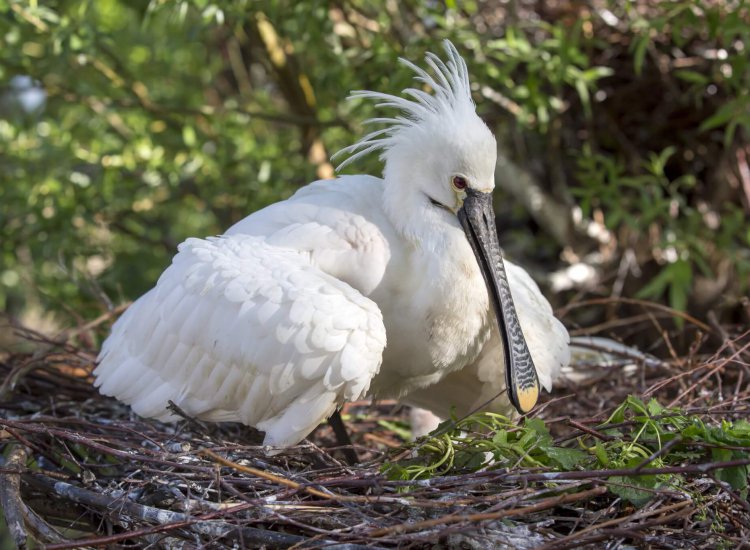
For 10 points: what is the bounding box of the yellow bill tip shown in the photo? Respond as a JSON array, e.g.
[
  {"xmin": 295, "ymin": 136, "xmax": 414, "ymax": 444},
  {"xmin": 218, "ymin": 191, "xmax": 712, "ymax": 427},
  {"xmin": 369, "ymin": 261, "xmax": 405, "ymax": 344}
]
[{"xmin": 516, "ymin": 385, "xmax": 539, "ymax": 414}]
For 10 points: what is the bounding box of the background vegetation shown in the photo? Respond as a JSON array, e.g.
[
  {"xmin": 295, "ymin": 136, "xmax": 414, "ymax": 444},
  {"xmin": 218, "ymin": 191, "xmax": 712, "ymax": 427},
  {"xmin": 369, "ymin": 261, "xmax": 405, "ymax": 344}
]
[
  {"xmin": 1, "ymin": 2, "xmax": 749, "ymax": 546},
  {"xmin": 1, "ymin": 0, "xmax": 749, "ymax": 339}
]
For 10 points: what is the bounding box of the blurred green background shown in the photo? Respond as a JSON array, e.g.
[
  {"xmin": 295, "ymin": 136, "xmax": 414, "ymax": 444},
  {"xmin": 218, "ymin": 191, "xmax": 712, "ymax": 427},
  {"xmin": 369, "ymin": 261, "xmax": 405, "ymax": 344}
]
[{"xmin": 1, "ymin": 0, "xmax": 749, "ymax": 336}]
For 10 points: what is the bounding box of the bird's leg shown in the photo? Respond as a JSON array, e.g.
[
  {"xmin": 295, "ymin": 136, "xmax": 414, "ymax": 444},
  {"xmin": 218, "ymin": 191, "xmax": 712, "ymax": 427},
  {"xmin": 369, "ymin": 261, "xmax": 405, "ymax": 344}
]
[
  {"xmin": 166, "ymin": 400, "xmax": 214, "ymax": 437},
  {"xmin": 328, "ymin": 409, "xmax": 359, "ymax": 465}
]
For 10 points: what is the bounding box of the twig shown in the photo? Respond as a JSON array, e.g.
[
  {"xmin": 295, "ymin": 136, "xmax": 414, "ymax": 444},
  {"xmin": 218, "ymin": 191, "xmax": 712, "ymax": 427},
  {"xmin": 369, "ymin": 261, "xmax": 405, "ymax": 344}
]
[
  {"xmin": 57, "ymin": 303, "xmax": 130, "ymax": 343},
  {"xmin": 502, "ymin": 457, "xmax": 750, "ymax": 483},
  {"xmin": 367, "ymin": 485, "xmax": 607, "ymax": 537},
  {"xmin": 568, "ymin": 419, "xmax": 614, "ymax": 441},
  {"xmin": 559, "ymin": 297, "xmax": 714, "ymax": 333},
  {"xmin": 0, "ymin": 444, "xmax": 30, "ymax": 548},
  {"xmin": 201, "ymin": 447, "xmax": 333, "ymax": 498},
  {"xmin": 0, "ymin": 447, "xmax": 66, "ymax": 546},
  {"xmin": 200, "ymin": 448, "xmax": 418, "ymax": 506},
  {"xmin": 708, "ymin": 472, "xmax": 750, "ymax": 520},
  {"xmin": 0, "ymin": 418, "xmax": 213, "ymax": 472},
  {"xmin": 668, "ymin": 338, "xmax": 750, "ymax": 407},
  {"xmin": 539, "ymin": 498, "xmax": 699, "ymax": 550},
  {"xmin": 634, "ymin": 436, "xmax": 683, "ymax": 472},
  {"xmin": 26, "ymin": 473, "xmax": 375, "ymax": 550}
]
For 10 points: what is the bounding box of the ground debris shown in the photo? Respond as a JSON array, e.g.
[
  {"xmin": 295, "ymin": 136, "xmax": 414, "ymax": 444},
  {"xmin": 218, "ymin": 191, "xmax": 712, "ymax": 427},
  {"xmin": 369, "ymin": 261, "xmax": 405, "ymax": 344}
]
[{"xmin": 1, "ymin": 322, "xmax": 749, "ymax": 548}]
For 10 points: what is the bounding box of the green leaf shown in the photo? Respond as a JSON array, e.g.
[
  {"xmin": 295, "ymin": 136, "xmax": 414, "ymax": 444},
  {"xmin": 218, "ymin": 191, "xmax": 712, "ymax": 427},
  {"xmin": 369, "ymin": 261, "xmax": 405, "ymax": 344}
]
[
  {"xmin": 632, "ymin": 34, "xmax": 649, "ymax": 75},
  {"xmin": 716, "ymin": 465, "xmax": 749, "ymax": 492},
  {"xmin": 668, "ymin": 261, "xmax": 692, "ymax": 316},
  {"xmin": 545, "ymin": 447, "xmax": 588, "ymax": 469},
  {"xmin": 674, "ymin": 69, "xmax": 710, "ymax": 85},
  {"xmin": 525, "ymin": 417, "xmax": 550, "ymax": 437},
  {"xmin": 575, "ymin": 78, "xmax": 591, "ymax": 117},
  {"xmin": 700, "ymin": 98, "xmax": 750, "ymax": 132},
  {"xmin": 454, "ymin": 449, "xmax": 488, "ymax": 471},
  {"xmin": 712, "ymin": 448, "xmax": 749, "ymax": 492},
  {"xmin": 636, "ymin": 266, "xmax": 673, "ymax": 301},
  {"xmin": 492, "ymin": 430, "xmax": 508, "ymax": 446},
  {"xmin": 377, "ymin": 420, "xmax": 412, "ymax": 441},
  {"xmin": 647, "ymin": 399, "xmax": 665, "ymax": 417},
  {"xmin": 625, "ymin": 395, "xmax": 649, "ymax": 415},
  {"xmin": 582, "ymin": 66, "xmax": 614, "ymax": 80},
  {"xmin": 594, "ymin": 440, "xmax": 609, "ymax": 467},
  {"xmin": 608, "ymin": 476, "xmax": 654, "ymax": 507}
]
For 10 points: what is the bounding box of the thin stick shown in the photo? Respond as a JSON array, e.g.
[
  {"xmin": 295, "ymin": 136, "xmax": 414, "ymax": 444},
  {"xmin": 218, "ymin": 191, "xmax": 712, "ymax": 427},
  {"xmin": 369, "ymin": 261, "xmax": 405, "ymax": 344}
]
[
  {"xmin": 0, "ymin": 444, "xmax": 29, "ymax": 548},
  {"xmin": 558, "ymin": 297, "xmax": 714, "ymax": 333},
  {"xmin": 367, "ymin": 485, "xmax": 607, "ymax": 537},
  {"xmin": 200, "ymin": 448, "xmax": 421, "ymax": 505},
  {"xmin": 501, "ymin": 457, "xmax": 750, "ymax": 483},
  {"xmin": 27, "ymin": 473, "xmax": 353, "ymax": 550}
]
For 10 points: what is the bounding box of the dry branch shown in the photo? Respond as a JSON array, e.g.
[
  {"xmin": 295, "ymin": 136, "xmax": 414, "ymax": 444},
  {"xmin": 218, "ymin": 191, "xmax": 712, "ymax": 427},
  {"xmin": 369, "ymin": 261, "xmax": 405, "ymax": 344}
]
[
  {"xmin": 1, "ymin": 323, "xmax": 749, "ymax": 548},
  {"xmin": 0, "ymin": 444, "xmax": 30, "ymax": 548}
]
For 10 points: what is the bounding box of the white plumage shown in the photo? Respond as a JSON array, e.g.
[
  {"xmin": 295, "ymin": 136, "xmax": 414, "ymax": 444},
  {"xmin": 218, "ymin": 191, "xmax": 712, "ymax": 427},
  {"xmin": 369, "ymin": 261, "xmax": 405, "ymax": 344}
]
[
  {"xmin": 95, "ymin": 41, "xmax": 570, "ymax": 447},
  {"xmin": 97, "ymin": 234, "xmax": 385, "ymax": 446},
  {"xmin": 403, "ymin": 262, "xmax": 569, "ymax": 420}
]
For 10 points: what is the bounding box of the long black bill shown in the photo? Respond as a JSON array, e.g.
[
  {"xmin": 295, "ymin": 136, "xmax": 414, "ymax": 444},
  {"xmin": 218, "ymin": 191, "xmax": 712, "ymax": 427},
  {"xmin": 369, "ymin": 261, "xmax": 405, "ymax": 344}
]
[{"xmin": 457, "ymin": 188, "xmax": 540, "ymax": 415}]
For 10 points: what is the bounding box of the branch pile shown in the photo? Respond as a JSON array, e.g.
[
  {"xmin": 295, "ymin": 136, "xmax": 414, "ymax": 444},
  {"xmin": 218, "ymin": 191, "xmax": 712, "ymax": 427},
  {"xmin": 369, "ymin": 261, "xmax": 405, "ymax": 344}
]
[{"xmin": 1, "ymin": 321, "xmax": 749, "ymax": 548}]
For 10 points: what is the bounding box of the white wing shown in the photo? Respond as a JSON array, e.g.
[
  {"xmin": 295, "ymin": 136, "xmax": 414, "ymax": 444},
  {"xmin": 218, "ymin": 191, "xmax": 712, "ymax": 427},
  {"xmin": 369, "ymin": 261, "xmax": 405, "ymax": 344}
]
[
  {"xmin": 402, "ymin": 261, "xmax": 569, "ymax": 419},
  {"xmin": 227, "ymin": 176, "xmax": 393, "ymax": 296},
  {"xmin": 94, "ymin": 234, "xmax": 386, "ymax": 447}
]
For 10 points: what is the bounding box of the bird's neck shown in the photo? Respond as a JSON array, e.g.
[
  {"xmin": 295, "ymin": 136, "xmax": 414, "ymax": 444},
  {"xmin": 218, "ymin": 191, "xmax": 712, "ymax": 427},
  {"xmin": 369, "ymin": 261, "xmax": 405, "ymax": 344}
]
[{"xmin": 381, "ymin": 179, "xmax": 460, "ymax": 251}]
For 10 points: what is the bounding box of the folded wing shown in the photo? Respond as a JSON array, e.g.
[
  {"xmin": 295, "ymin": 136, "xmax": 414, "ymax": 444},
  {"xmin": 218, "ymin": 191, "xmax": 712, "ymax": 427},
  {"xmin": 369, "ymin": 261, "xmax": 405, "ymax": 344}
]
[{"xmin": 94, "ymin": 234, "xmax": 386, "ymax": 447}]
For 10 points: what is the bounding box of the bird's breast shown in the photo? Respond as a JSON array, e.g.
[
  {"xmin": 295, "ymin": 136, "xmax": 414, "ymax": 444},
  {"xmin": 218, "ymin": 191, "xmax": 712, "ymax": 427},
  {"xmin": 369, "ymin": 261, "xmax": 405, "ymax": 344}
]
[{"xmin": 369, "ymin": 236, "xmax": 493, "ymax": 398}]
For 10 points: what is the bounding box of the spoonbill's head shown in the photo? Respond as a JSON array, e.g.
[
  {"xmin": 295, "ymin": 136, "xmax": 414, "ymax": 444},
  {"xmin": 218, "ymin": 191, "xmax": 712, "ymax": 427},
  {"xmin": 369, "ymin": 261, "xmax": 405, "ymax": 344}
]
[{"xmin": 335, "ymin": 40, "xmax": 540, "ymax": 415}]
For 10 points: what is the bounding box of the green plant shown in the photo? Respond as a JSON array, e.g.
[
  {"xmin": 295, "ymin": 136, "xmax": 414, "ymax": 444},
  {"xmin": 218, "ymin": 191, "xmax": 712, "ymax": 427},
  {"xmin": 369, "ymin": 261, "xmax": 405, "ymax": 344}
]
[
  {"xmin": 574, "ymin": 143, "xmax": 750, "ymax": 318},
  {"xmin": 483, "ymin": 21, "xmax": 613, "ymax": 131},
  {"xmin": 384, "ymin": 396, "xmax": 750, "ymax": 506},
  {"xmin": 625, "ymin": 0, "xmax": 750, "ymax": 146}
]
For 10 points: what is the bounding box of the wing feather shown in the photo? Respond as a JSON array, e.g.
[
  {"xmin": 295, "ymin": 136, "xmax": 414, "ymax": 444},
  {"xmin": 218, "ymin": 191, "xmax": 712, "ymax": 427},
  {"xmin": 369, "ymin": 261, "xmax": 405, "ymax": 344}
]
[{"xmin": 95, "ymin": 234, "xmax": 386, "ymax": 447}]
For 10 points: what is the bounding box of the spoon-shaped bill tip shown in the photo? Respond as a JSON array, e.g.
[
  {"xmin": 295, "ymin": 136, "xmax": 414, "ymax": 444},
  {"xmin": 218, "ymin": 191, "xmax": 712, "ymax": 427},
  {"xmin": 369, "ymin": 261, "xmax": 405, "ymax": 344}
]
[{"xmin": 514, "ymin": 385, "xmax": 539, "ymax": 414}]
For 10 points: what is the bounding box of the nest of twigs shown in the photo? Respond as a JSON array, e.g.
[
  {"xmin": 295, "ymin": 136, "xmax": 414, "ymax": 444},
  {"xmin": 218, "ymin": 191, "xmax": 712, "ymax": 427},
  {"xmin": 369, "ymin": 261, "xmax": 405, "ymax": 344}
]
[{"xmin": 1, "ymin": 314, "xmax": 749, "ymax": 549}]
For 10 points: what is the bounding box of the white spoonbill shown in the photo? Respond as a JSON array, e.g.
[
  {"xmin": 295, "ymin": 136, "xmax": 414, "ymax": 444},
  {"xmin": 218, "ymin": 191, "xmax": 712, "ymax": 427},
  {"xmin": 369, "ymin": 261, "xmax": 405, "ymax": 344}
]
[{"xmin": 94, "ymin": 41, "xmax": 570, "ymax": 447}]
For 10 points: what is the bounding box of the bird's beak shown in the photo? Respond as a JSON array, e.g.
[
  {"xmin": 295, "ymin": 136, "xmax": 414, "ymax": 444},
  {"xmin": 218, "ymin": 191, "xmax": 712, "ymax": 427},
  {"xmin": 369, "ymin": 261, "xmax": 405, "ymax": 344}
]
[{"xmin": 457, "ymin": 189, "xmax": 540, "ymax": 415}]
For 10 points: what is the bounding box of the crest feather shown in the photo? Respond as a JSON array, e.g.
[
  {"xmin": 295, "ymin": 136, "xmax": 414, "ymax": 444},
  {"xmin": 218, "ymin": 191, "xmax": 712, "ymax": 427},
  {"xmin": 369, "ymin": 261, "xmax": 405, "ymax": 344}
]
[{"xmin": 334, "ymin": 40, "xmax": 475, "ymax": 171}]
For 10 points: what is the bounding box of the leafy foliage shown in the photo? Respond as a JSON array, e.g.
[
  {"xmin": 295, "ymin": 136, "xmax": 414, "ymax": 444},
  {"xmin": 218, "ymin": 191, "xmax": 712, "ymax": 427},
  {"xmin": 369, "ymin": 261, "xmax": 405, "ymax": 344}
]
[
  {"xmin": 574, "ymin": 145, "xmax": 750, "ymax": 321},
  {"xmin": 483, "ymin": 22, "xmax": 613, "ymax": 129},
  {"xmin": 569, "ymin": 0, "xmax": 750, "ymax": 316},
  {"xmin": 384, "ymin": 395, "xmax": 750, "ymax": 506},
  {"xmin": 0, "ymin": 0, "xmax": 748, "ymax": 328}
]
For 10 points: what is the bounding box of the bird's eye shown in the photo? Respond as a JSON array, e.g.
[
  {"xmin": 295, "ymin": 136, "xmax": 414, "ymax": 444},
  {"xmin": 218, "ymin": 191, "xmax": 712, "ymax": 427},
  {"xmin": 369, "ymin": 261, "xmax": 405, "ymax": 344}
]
[{"xmin": 452, "ymin": 175, "xmax": 468, "ymax": 190}]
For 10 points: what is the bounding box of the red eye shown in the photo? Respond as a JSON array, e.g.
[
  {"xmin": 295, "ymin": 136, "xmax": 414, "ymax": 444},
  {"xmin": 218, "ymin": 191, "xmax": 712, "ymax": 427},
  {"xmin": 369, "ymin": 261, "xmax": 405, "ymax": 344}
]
[{"xmin": 452, "ymin": 175, "xmax": 468, "ymax": 190}]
